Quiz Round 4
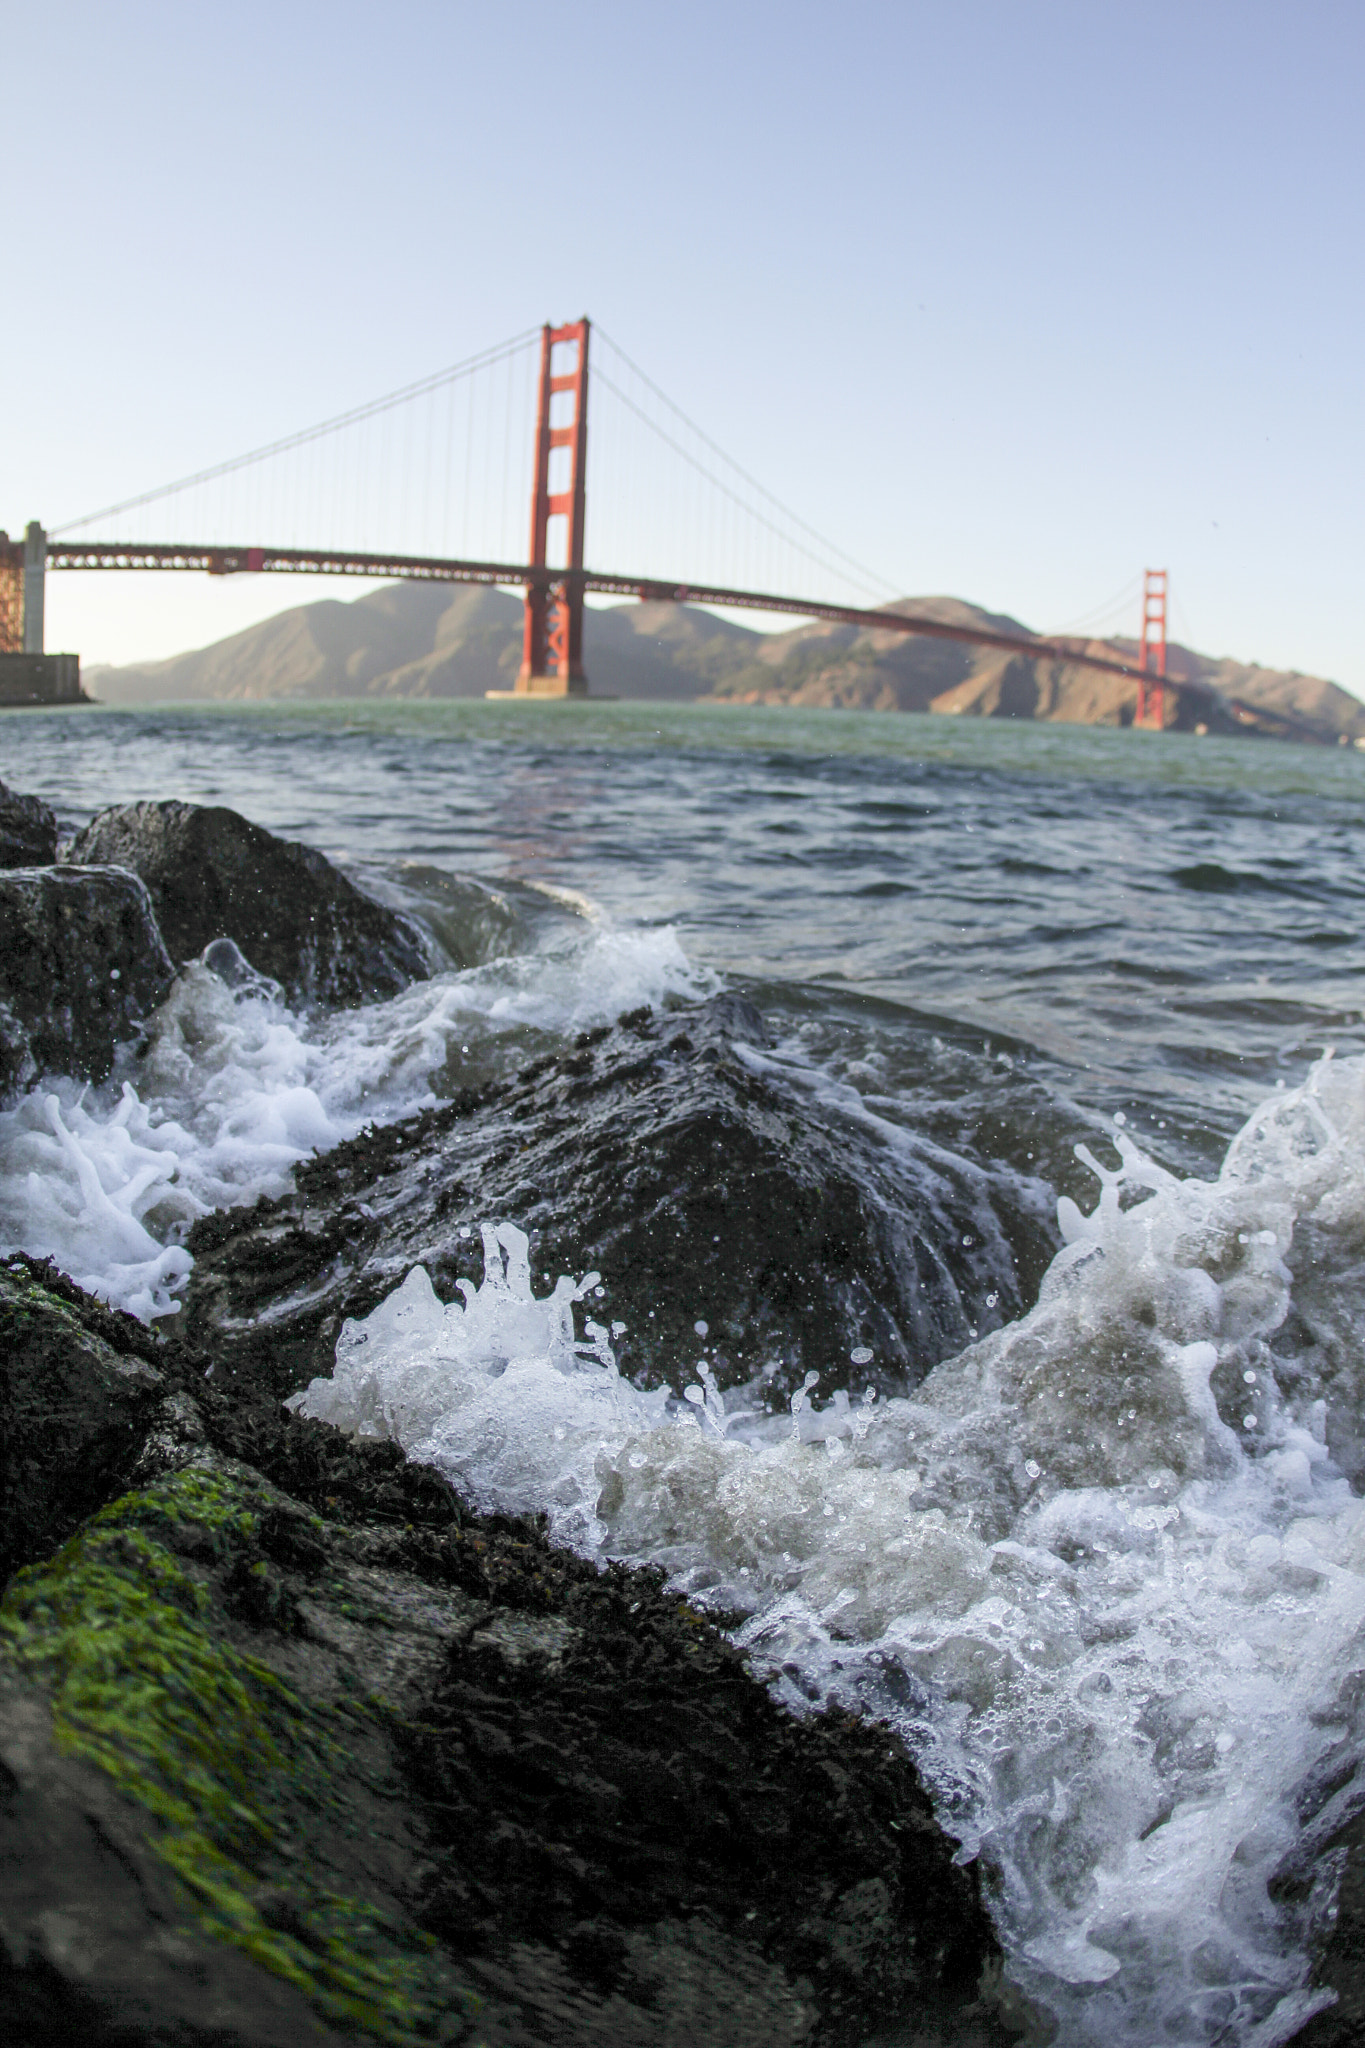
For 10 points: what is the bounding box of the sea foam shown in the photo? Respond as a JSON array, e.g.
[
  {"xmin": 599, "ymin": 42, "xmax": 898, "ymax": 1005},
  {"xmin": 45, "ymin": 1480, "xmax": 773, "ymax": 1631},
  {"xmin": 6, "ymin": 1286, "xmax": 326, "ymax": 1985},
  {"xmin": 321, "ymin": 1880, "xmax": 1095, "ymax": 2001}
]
[
  {"xmin": 291, "ymin": 1052, "xmax": 1365, "ymax": 2047},
  {"xmin": 0, "ymin": 917, "xmax": 708, "ymax": 1318}
]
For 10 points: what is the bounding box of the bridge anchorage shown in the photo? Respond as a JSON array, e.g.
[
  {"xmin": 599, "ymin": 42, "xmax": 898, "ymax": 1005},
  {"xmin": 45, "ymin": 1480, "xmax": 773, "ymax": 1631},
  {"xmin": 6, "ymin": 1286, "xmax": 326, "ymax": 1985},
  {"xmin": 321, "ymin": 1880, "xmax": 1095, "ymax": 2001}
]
[{"xmin": 6, "ymin": 311, "xmax": 1218, "ymax": 726}]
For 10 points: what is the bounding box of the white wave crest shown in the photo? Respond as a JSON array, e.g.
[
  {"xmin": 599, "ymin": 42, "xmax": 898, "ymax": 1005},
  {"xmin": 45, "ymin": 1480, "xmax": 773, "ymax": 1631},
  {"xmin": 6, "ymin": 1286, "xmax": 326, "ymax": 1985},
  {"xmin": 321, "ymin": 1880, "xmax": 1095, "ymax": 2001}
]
[{"xmin": 0, "ymin": 918, "xmax": 709, "ymax": 1319}]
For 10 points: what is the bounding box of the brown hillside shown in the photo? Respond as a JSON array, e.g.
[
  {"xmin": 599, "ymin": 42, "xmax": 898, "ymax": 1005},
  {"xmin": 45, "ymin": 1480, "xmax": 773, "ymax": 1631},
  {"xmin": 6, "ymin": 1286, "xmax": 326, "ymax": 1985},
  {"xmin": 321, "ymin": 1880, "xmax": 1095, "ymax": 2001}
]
[{"xmin": 88, "ymin": 582, "xmax": 1365, "ymax": 743}]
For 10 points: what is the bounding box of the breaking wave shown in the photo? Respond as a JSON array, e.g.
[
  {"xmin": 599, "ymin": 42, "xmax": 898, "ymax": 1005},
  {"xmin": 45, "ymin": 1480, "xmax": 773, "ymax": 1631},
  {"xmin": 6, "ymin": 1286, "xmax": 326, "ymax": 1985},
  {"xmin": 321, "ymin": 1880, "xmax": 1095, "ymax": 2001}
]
[
  {"xmin": 0, "ymin": 918, "xmax": 709, "ymax": 1319},
  {"xmin": 290, "ymin": 1053, "xmax": 1365, "ymax": 2047}
]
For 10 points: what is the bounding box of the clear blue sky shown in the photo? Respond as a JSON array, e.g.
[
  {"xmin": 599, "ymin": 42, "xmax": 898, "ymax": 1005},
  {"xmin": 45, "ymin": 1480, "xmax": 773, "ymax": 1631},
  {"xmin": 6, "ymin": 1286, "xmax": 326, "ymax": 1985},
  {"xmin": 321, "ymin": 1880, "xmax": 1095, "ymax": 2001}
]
[{"xmin": 7, "ymin": 0, "xmax": 1363, "ymax": 690}]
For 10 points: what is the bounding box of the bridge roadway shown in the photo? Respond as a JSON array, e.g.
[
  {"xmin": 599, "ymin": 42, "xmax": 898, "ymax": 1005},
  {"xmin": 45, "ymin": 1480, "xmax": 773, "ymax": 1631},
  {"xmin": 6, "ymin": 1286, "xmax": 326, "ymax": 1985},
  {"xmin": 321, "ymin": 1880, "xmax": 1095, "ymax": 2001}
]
[
  {"xmin": 37, "ymin": 536, "xmax": 1313, "ymax": 737},
  {"xmin": 45, "ymin": 537, "xmax": 1163, "ymax": 687}
]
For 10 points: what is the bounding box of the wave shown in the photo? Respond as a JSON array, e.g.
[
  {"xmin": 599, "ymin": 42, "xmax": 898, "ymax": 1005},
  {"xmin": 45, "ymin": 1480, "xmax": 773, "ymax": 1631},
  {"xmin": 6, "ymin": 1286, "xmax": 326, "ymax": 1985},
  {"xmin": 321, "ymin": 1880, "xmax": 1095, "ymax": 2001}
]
[
  {"xmin": 289, "ymin": 1053, "xmax": 1365, "ymax": 2046},
  {"xmin": 0, "ymin": 916, "xmax": 710, "ymax": 1319}
]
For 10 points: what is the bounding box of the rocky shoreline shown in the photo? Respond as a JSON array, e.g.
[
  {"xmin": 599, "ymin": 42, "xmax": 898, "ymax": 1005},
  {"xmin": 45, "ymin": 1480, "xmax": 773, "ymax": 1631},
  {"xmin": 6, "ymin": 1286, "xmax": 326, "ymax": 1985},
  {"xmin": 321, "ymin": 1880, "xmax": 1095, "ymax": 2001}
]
[
  {"xmin": 3, "ymin": 780, "xmax": 1363, "ymax": 2045},
  {"xmin": 0, "ymin": 1256, "xmax": 1015, "ymax": 2047},
  {"xmin": 0, "ymin": 784, "xmax": 1021, "ymax": 2046}
]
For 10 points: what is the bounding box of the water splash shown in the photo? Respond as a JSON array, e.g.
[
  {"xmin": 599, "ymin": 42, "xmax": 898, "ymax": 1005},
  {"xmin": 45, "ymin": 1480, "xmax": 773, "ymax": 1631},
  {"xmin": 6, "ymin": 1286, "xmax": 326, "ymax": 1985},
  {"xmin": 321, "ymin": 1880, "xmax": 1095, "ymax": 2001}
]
[
  {"xmin": 293, "ymin": 1053, "xmax": 1365, "ymax": 2045},
  {"xmin": 0, "ymin": 918, "xmax": 708, "ymax": 1319}
]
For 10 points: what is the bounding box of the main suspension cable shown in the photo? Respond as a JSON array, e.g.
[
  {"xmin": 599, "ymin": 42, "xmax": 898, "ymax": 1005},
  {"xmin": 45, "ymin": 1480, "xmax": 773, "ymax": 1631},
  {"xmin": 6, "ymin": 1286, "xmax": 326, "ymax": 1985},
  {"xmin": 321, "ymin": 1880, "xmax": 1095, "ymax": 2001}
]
[
  {"xmin": 595, "ymin": 326, "xmax": 901, "ymax": 601},
  {"xmin": 54, "ymin": 327, "xmax": 542, "ymax": 535}
]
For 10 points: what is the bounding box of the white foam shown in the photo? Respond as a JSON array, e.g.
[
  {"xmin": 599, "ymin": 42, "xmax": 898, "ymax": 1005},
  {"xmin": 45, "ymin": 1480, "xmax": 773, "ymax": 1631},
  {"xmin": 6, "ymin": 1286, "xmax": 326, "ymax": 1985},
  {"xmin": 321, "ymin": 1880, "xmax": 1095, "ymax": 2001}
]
[
  {"xmin": 291, "ymin": 1051, "xmax": 1365, "ymax": 2045},
  {"xmin": 0, "ymin": 918, "xmax": 709, "ymax": 1319},
  {"xmin": 288, "ymin": 1225, "xmax": 671, "ymax": 1547}
]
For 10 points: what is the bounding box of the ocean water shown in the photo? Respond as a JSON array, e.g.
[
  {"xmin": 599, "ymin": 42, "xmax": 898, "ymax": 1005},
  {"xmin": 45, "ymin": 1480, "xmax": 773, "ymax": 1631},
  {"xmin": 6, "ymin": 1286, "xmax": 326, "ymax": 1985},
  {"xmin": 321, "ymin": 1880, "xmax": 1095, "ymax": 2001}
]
[{"xmin": 8, "ymin": 697, "xmax": 1365, "ymax": 2044}]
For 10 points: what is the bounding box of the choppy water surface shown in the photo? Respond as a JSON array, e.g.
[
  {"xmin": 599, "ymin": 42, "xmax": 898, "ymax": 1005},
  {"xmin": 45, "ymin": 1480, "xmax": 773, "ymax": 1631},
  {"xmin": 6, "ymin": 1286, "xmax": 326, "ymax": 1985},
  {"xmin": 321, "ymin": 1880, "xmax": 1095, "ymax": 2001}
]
[{"xmin": 8, "ymin": 698, "xmax": 1365, "ymax": 2045}]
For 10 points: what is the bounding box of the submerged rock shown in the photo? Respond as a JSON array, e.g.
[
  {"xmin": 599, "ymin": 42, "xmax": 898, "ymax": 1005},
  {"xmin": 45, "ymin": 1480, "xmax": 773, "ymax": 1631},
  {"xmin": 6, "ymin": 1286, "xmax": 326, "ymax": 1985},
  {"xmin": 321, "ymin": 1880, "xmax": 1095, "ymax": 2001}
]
[
  {"xmin": 64, "ymin": 799, "xmax": 431, "ymax": 1009},
  {"xmin": 0, "ymin": 780, "xmax": 57, "ymax": 867},
  {"xmin": 0, "ymin": 864, "xmax": 174, "ymax": 1099},
  {"xmin": 182, "ymin": 993, "xmax": 1058, "ymax": 1407},
  {"xmin": 0, "ymin": 1261, "xmax": 1014, "ymax": 2046}
]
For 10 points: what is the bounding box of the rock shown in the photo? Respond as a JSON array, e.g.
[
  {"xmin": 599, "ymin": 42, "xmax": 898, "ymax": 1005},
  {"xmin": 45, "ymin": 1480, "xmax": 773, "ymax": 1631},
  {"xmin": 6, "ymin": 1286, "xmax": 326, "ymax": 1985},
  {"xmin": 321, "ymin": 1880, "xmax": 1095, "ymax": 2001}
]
[
  {"xmin": 0, "ymin": 781, "xmax": 57, "ymax": 868},
  {"xmin": 0, "ymin": 1259, "xmax": 178, "ymax": 1586},
  {"xmin": 181, "ymin": 993, "xmax": 1059, "ymax": 1407},
  {"xmin": 64, "ymin": 800, "xmax": 431, "ymax": 1009},
  {"xmin": 0, "ymin": 1261, "xmax": 1016, "ymax": 2047},
  {"xmin": 1272, "ymin": 1766, "xmax": 1365, "ymax": 2045},
  {"xmin": 0, "ymin": 865, "xmax": 174, "ymax": 1099}
]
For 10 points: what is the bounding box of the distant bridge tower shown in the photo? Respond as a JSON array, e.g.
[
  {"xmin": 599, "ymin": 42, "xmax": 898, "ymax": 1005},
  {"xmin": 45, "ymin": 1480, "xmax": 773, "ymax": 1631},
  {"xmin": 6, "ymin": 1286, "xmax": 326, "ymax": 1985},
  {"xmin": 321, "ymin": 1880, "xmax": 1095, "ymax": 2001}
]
[
  {"xmin": 0, "ymin": 535, "xmax": 20, "ymax": 654},
  {"xmin": 1135, "ymin": 568, "xmax": 1167, "ymax": 728},
  {"xmin": 0, "ymin": 524, "xmax": 47, "ymax": 653},
  {"xmin": 516, "ymin": 319, "xmax": 590, "ymax": 695},
  {"xmin": 23, "ymin": 522, "xmax": 46, "ymax": 653}
]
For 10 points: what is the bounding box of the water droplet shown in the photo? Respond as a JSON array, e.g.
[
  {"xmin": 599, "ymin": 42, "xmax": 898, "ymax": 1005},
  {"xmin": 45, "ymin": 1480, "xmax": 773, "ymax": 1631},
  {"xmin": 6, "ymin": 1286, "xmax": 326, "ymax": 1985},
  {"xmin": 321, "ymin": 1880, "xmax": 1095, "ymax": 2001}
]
[
  {"xmin": 1243, "ymin": 1414, "xmax": 1258, "ymax": 1431},
  {"xmin": 962, "ymin": 1234, "xmax": 974, "ymax": 1247},
  {"xmin": 457, "ymin": 1224, "xmax": 471, "ymax": 1238},
  {"xmin": 694, "ymin": 1320, "xmax": 709, "ymax": 1337},
  {"xmin": 1025, "ymin": 1459, "xmax": 1041, "ymax": 1479},
  {"xmin": 986, "ymin": 1292, "xmax": 999, "ymax": 1307},
  {"xmin": 1243, "ymin": 1370, "xmax": 1257, "ymax": 1384},
  {"xmin": 1114, "ymin": 1111, "xmax": 1127, "ymax": 1126},
  {"xmin": 850, "ymin": 1345, "xmax": 873, "ymax": 1365}
]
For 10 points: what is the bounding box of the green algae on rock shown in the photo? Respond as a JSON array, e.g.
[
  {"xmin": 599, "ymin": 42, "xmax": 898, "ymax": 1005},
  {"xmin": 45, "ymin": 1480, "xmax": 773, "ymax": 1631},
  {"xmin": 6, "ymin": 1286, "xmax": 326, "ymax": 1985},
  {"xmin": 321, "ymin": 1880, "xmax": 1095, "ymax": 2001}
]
[
  {"xmin": 0, "ymin": 1261, "xmax": 1016, "ymax": 2047},
  {"xmin": 1, "ymin": 1466, "xmax": 477, "ymax": 2045}
]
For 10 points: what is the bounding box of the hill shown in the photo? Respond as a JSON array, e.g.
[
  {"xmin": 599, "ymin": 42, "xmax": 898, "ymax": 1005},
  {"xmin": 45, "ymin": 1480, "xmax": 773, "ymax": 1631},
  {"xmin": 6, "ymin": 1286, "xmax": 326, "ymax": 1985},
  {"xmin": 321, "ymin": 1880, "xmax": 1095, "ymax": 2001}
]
[{"xmin": 88, "ymin": 581, "xmax": 1365, "ymax": 745}]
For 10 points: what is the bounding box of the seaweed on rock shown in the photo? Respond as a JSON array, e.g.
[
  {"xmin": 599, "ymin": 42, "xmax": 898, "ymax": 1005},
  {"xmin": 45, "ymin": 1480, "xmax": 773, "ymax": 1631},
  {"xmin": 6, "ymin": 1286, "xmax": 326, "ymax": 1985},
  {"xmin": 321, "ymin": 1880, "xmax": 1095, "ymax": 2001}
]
[{"xmin": 0, "ymin": 1261, "xmax": 1016, "ymax": 2047}]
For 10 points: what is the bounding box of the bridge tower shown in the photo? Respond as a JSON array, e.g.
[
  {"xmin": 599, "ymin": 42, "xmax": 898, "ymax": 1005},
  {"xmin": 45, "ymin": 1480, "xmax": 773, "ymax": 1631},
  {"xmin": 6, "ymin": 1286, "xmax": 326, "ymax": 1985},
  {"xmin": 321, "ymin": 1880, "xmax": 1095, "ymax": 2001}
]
[
  {"xmin": 0, "ymin": 535, "xmax": 20, "ymax": 654},
  {"xmin": 516, "ymin": 318, "xmax": 590, "ymax": 695},
  {"xmin": 1135, "ymin": 569, "xmax": 1167, "ymax": 727}
]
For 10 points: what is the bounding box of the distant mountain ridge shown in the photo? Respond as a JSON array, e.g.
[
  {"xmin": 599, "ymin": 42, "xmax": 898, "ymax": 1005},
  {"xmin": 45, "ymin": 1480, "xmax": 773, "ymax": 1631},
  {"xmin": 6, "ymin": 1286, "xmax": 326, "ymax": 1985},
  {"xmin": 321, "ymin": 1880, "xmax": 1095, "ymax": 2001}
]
[{"xmin": 87, "ymin": 581, "xmax": 1365, "ymax": 745}]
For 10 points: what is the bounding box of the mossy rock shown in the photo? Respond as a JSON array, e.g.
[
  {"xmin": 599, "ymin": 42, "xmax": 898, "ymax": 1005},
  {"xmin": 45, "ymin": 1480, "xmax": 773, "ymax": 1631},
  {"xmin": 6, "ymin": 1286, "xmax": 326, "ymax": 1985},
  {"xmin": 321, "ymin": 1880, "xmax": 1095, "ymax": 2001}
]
[{"xmin": 0, "ymin": 1265, "xmax": 1016, "ymax": 2046}]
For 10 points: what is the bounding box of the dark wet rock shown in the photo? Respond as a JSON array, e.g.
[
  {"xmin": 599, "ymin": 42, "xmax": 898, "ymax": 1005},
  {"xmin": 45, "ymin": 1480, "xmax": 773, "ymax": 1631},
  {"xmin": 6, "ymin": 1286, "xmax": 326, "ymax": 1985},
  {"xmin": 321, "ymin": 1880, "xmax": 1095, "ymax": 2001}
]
[
  {"xmin": 0, "ymin": 864, "xmax": 174, "ymax": 1098},
  {"xmin": 64, "ymin": 799, "xmax": 431, "ymax": 1009},
  {"xmin": 181, "ymin": 992, "xmax": 1059, "ymax": 1408},
  {"xmin": 1271, "ymin": 1718, "xmax": 1365, "ymax": 2047},
  {"xmin": 0, "ymin": 779, "xmax": 57, "ymax": 867},
  {"xmin": 0, "ymin": 1261, "xmax": 179, "ymax": 1586},
  {"xmin": 1282, "ymin": 1810, "xmax": 1365, "ymax": 2046},
  {"xmin": 0, "ymin": 1261, "xmax": 1015, "ymax": 2047}
]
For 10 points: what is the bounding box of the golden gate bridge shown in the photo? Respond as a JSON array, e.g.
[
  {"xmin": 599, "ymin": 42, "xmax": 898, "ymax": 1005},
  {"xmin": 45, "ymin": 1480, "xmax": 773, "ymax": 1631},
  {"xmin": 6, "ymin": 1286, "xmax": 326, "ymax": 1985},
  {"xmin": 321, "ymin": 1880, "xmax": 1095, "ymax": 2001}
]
[{"xmin": 2, "ymin": 319, "xmax": 1179, "ymax": 720}]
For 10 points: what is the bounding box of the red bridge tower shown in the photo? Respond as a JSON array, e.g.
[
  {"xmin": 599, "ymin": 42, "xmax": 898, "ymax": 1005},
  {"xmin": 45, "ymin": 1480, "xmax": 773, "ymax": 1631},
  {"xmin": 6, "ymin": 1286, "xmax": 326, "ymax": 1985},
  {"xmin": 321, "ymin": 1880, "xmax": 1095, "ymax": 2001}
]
[
  {"xmin": 516, "ymin": 318, "xmax": 590, "ymax": 695},
  {"xmin": 1135, "ymin": 568, "xmax": 1167, "ymax": 728}
]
